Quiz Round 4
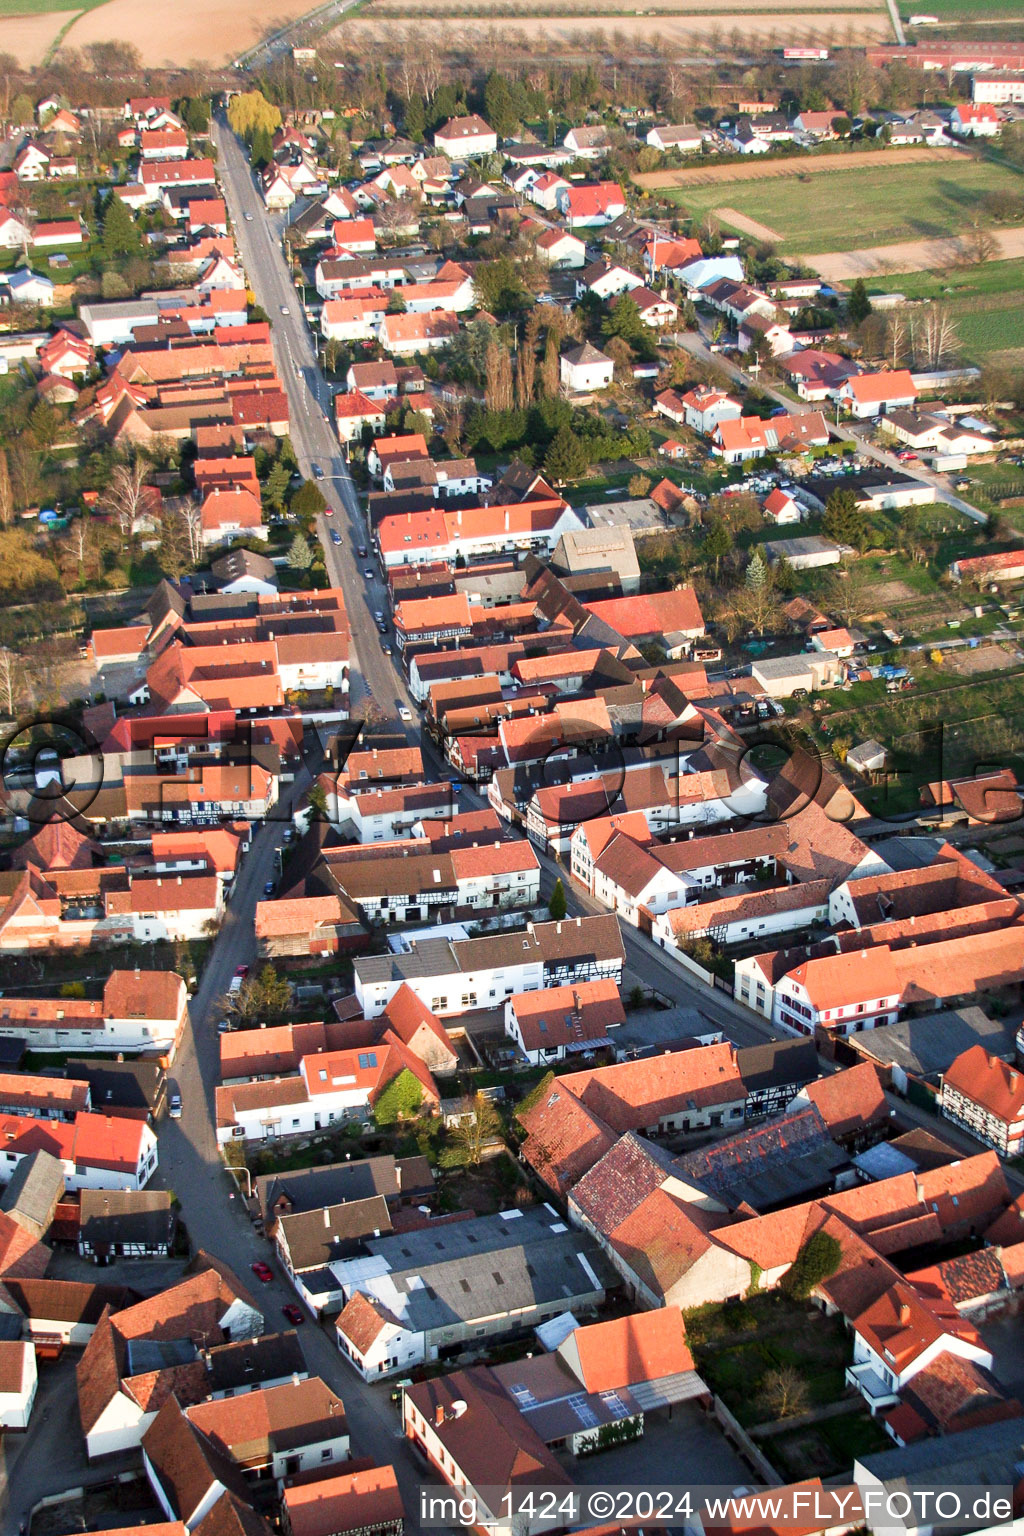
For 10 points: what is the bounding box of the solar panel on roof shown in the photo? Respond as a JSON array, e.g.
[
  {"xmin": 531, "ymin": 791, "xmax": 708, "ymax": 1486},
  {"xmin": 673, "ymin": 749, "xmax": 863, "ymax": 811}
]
[{"xmin": 568, "ymin": 1393, "xmax": 599, "ymax": 1427}]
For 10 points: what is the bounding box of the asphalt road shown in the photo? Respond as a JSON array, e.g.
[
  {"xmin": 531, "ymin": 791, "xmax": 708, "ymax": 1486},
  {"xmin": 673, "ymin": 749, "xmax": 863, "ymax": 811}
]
[{"xmin": 211, "ymin": 116, "xmax": 419, "ymax": 741}]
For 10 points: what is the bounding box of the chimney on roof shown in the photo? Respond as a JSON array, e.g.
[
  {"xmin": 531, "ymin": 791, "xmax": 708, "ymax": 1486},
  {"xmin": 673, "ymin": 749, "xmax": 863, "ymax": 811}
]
[
  {"xmin": 898, "ymin": 1301, "xmax": 911, "ymax": 1325},
  {"xmin": 434, "ymin": 1403, "xmax": 445, "ymax": 1428}
]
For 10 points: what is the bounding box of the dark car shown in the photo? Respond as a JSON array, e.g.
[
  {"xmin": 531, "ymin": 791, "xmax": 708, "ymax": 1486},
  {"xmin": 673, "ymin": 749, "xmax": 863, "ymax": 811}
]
[
  {"xmin": 357, "ymin": 545, "xmax": 367, "ymax": 558},
  {"xmin": 263, "ymin": 880, "xmax": 276, "ymax": 896},
  {"xmin": 330, "ymin": 530, "xmax": 342, "ymax": 545},
  {"xmin": 251, "ymin": 1261, "xmax": 273, "ymax": 1283},
  {"xmin": 311, "ymin": 463, "xmax": 323, "ymax": 479},
  {"xmin": 282, "ymin": 1303, "xmax": 305, "ymax": 1325}
]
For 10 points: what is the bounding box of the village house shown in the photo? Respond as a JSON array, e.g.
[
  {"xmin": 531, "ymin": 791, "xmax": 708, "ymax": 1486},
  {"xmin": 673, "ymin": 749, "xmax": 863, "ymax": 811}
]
[
  {"xmin": 0, "ymin": 970, "xmax": 188, "ymax": 1056},
  {"xmin": 557, "ymin": 182, "xmax": 627, "ymax": 230},
  {"xmin": 504, "ymin": 977, "xmax": 626, "ymax": 1064},
  {"xmin": 335, "ymin": 1205, "xmax": 613, "ymax": 1377},
  {"xmin": 560, "ymin": 342, "xmax": 614, "ymax": 393},
  {"xmin": 433, "ymin": 115, "xmax": 497, "ymax": 157},
  {"xmin": 941, "ymin": 1045, "xmax": 1024, "ymax": 1157},
  {"xmin": 836, "ymin": 370, "xmax": 918, "ymax": 419}
]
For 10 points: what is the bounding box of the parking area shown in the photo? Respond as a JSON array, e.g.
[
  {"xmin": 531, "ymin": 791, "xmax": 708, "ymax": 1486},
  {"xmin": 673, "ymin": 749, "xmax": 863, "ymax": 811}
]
[{"xmin": 565, "ymin": 1403, "xmax": 751, "ymax": 1490}]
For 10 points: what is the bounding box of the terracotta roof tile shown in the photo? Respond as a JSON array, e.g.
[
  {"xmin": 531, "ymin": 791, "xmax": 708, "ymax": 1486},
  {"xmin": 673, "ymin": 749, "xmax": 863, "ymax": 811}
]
[
  {"xmin": 800, "ymin": 1063, "xmax": 888, "ymax": 1140},
  {"xmin": 567, "ymin": 1306, "xmax": 694, "ymax": 1390}
]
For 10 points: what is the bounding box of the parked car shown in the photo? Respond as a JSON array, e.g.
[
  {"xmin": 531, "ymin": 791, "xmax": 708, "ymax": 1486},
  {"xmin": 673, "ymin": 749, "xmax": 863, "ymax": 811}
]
[
  {"xmin": 282, "ymin": 1303, "xmax": 305, "ymax": 1325},
  {"xmin": 169, "ymin": 1091, "xmax": 182, "ymax": 1119},
  {"xmin": 330, "ymin": 530, "xmax": 342, "ymax": 545},
  {"xmin": 263, "ymin": 880, "xmax": 276, "ymax": 896},
  {"xmin": 251, "ymin": 1261, "xmax": 273, "ymax": 1283},
  {"xmin": 235, "ymin": 965, "xmax": 249, "ymax": 980}
]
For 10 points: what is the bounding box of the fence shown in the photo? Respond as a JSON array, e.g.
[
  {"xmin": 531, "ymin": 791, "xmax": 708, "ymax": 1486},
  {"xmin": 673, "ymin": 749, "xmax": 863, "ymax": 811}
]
[{"xmin": 711, "ymin": 1397, "xmax": 784, "ymax": 1484}]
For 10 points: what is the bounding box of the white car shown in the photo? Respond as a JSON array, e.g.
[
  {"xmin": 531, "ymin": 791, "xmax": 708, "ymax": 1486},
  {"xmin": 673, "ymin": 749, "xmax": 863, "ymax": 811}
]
[{"xmin": 398, "ymin": 706, "xmax": 412, "ymax": 723}]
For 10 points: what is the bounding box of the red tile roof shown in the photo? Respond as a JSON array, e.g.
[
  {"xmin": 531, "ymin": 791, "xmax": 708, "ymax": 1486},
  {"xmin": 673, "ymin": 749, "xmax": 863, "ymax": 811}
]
[
  {"xmin": 284, "ymin": 1464, "xmax": 403, "ymax": 1536},
  {"xmin": 566, "ymin": 1306, "xmax": 694, "ymax": 1391},
  {"xmin": 943, "ymin": 1044, "xmax": 1024, "ymax": 1125},
  {"xmin": 800, "ymin": 1063, "xmax": 888, "ymax": 1140}
]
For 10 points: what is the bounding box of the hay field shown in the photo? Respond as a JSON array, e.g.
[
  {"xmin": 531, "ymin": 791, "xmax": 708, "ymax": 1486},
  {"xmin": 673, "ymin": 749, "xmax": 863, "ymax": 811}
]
[
  {"xmin": 369, "ymin": 0, "xmax": 882, "ymax": 11},
  {"xmin": 0, "ymin": 8, "xmax": 69, "ymax": 63},
  {"xmin": 0, "ymin": 0, "xmax": 318, "ymax": 63},
  {"xmin": 333, "ymin": 8, "xmax": 892, "ymax": 50}
]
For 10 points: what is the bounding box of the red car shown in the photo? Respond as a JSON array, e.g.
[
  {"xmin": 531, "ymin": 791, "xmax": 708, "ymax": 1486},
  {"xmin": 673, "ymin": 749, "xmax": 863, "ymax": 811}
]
[
  {"xmin": 234, "ymin": 964, "xmax": 250, "ymax": 980},
  {"xmin": 251, "ymin": 1261, "xmax": 273, "ymax": 1283},
  {"xmin": 282, "ymin": 1303, "xmax": 305, "ymax": 1325}
]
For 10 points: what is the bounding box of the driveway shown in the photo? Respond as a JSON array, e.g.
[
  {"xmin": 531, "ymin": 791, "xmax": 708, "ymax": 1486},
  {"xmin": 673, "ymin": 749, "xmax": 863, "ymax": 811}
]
[{"xmin": 567, "ymin": 1405, "xmax": 751, "ymax": 1489}]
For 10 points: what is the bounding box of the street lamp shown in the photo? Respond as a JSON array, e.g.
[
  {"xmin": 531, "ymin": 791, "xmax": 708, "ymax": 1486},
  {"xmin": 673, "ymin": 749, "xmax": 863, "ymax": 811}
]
[{"xmin": 227, "ymin": 1162, "xmax": 252, "ymax": 1199}]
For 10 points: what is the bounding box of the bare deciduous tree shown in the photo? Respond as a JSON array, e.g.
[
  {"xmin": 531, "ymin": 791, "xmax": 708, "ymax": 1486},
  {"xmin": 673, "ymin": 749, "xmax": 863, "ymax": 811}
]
[
  {"xmin": 758, "ymin": 1367, "xmax": 810, "ymax": 1421},
  {"xmin": 0, "ymin": 646, "xmax": 25, "ymax": 718},
  {"xmin": 0, "ymin": 447, "xmax": 12, "ymax": 529},
  {"xmin": 911, "ymin": 306, "xmax": 960, "ymax": 370},
  {"xmin": 101, "ymin": 458, "xmax": 149, "ymax": 538},
  {"xmin": 886, "ymin": 310, "xmax": 907, "ymax": 371}
]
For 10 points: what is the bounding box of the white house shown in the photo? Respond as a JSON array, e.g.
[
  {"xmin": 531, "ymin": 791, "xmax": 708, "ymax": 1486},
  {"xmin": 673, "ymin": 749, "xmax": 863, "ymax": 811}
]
[
  {"xmin": 846, "ymin": 1282, "xmax": 993, "ymax": 1414},
  {"xmin": 434, "ymin": 115, "xmax": 497, "ymax": 157},
  {"xmin": 951, "ymin": 103, "xmax": 1001, "ymax": 137},
  {"xmin": 763, "ymin": 487, "xmax": 803, "ymax": 524},
  {"xmin": 0, "ymin": 971, "xmax": 187, "ymax": 1056},
  {"xmin": 528, "ymin": 172, "xmax": 570, "ymax": 212},
  {"xmin": 836, "ymin": 370, "xmax": 918, "ymax": 419},
  {"xmin": 0, "ymin": 1111, "xmax": 158, "ymax": 1193},
  {"xmin": 185, "ymin": 1379, "xmax": 350, "ymax": 1481},
  {"xmin": 0, "ymin": 1342, "xmax": 37, "ymax": 1429},
  {"xmin": 0, "ymin": 211, "xmax": 31, "ymax": 249},
  {"xmin": 262, "ymin": 171, "xmax": 295, "ymax": 210},
  {"xmin": 633, "ymin": 288, "xmax": 679, "ymax": 328},
  {"xmin": 535, "ymin": 228, "xmax": 586, "ymax": 268},
  {"xmin": 646, "ymin": 123, "xmax": 702, "ymax": 152},
  {"xmin": 563, "ymin": 125, "xmax": 611, "ymax": 159},
  {"xmin": 335, "ymin": 1290, "xmax": 423, "ymax": 1380},
  {"xmin": 681, "ymin": 386, "xmax": 742, "ymax": 436},
  {"xmin": 8, "ymin": 270, "xmax": 54, "ymax": 306},
  {"xmin": 560, "ymin": 342, "xmax": 614, "ymax": 393},
  {"xmin": 576, "ymin": 261, "xmax": 643, "ymax": 301}
]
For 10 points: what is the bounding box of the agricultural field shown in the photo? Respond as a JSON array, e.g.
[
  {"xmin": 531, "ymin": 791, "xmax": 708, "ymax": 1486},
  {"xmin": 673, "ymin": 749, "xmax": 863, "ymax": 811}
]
[
  {"xmin": 868, "ymin": 257, "xmax": 1024, "ymax": 364},
  {"xmin": 0, "ymin": 0, "xmax": 316, "ymax": 62},
  {"xmin": 900, "ymin": 0, "xmax": 1024, "ymax": 17},
  {"xmin": 334, "ymin": 8, "xmax": 892, "ymax": 54},
  {"xmin": 657, "ymin": 157, "xmax": 1024, "ymax": 255},
  {"xmin": 370, "ymin": 0, "xmax": 883, "ymax": 10}
]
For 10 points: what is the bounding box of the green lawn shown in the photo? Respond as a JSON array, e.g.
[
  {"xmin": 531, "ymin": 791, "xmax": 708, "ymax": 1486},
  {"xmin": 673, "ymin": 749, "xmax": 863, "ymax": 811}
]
[
  {"xmin": 0, "ymin": 0, "xmax": 107, "ymax": 11},
  {"xmin": 900, "ymin": 0, "xmax": 1024, "ymax": 15},
  {"xmin": 665, "ymin": 160, "xmax": 1024, "ymax": 254},
  {"xmin": 869, "ymin": 257, "xmax": 1024, "ymax": 363}
]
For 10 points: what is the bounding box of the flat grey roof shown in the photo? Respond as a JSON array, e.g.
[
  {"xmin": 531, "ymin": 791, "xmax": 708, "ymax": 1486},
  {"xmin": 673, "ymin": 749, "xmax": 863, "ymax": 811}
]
[
  {"xmin": 752, "ymin": 652, "xmax": 838, "ymax": 679},
  {"xmin": 354, "ymin": 937, "xmax": 459, "ymax": 985},
  {"xmin": 852, "ymin": 1006, "xmax": 1016, "ymax": 1080}
]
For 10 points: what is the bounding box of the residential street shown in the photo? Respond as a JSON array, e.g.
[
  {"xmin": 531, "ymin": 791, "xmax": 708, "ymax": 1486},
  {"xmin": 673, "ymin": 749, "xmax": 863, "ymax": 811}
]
[{"xmin": 673, "ymin": 326, "xmax": 987, "ymax": 525}]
